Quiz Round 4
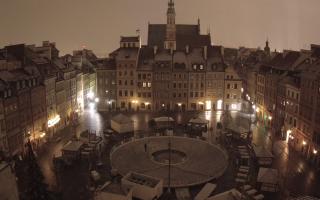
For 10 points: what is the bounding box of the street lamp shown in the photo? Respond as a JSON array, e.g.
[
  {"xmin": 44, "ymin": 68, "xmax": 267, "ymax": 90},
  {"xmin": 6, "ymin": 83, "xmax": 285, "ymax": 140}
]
[
  {"xmin": 314, "ymin": 149, "xmax": 318, "ymax": 155},
  {"xmin": 302, "ymin": 140, "xmax": 307, "ymax": 146}
]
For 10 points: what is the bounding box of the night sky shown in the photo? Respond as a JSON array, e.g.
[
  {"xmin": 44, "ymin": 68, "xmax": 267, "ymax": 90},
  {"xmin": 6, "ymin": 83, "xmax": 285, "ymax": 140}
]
[{"xmin": 1, "ymin": 0, "xmax": 319, "ymax": 56}]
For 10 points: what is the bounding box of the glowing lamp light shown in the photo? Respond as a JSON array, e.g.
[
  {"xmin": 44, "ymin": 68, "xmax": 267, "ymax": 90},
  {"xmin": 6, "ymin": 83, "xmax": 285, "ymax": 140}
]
[
  {"xmin": 286, "ymin": 129, "xmax": 292, "ymax": 143},
  {"xmin": 252, "ymin": 105, "xmax": 256, "ymax": 110},
  {"xmin": 132, "ymin": 100, "xmax": 138, "ymax": 104},
  {"xmin": 95, "ymin": 98, "xmax": 99, "ymax": 103},
  {"xmin": 40, "ymin": 132, "xmax": 46, "ymax": 138},
  {"xmin": 314, "ymin": 149, "xmax": 318, "ymax": 155},
  {"xmin": 145, "ymin": 102, "xmax": 150, "ymax": 105},
  {"xmin": 256, "ymin": 107, "xmax": 260, "ymax": 113},
  {"xmin": 162, "ymin": 104, "xmax": 165, "ymax": 107},
  {"xmin": 241, "ymin": 88, "xmax": 244, "ymax": 93},
  {"xmin": 87, "ymin": 91, "xmax": 94, "ymax": 99},
  {"xmin": 302, "ymin": 140, "xmax": 307, "ymax": 146},
  {"xmin": 268, "ymin": 116, "xmax": 272, "ymax": 120},
  {"xmin": 198, "ymin": 101, "xmax": 204, "ymax": 105},
  {"xmin": 177, "ymin": 103, "xmax": 182, "ymax": 107},
  {"xmin": 48, "ymin": 115, "xmax": 61, "ymax": 127}
]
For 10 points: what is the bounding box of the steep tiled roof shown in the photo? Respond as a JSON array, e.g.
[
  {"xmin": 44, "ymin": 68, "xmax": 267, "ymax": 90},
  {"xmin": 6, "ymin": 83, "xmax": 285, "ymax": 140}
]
[
  {"xmin": 147, "ymin": 24, "xmax": 166, "ymax": 49},
  {"xmin": 137, "ymin": 46, "xmax": 154, "ymax": 68},
  {"xmin": 121, "ymin": 36, "xmax": 139, "ymax": 43},
  {"xmin": 111, "ymin": 47, "xmax": 139, "ymax": 60},
  {"xmin": 147, "ymin": 24, "xmax": 211, "ymax": 50},
  {"xmin": 94, "ymin": 58, "xmax": 116, "ymax": 70},
  {"xmin": 268, "ymin": 51, "xmax": 301, "ymax": 70}
]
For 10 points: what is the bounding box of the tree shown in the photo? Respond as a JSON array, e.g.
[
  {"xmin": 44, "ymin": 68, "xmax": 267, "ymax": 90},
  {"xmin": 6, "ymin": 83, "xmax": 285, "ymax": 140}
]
[{"xmin": 22, "ymin": 140, "xmax": 51, "ymax": 200}]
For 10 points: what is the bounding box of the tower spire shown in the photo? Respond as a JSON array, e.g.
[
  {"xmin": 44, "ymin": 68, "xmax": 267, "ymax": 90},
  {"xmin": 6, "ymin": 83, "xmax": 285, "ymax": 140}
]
[
  {"xmin": 165, "ymin": 0, "xmax": 176, "ymax": 50},
  {"xmin": 264, "ymin": 37, "xmax": 270, "ymax": 56}
]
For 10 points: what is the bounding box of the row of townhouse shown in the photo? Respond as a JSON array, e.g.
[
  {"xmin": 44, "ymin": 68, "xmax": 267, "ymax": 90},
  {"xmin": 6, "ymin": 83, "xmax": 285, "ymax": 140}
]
[
  {"xmin": 95, "ymin": 1, "xmax": 243, "ymax": 112},
  {"xmin": 242, "ymin": 45, "xmax": 320, "ymax": 168},
  {"xmin": 95, "ymin": 38, "xmax": 243, "ymax": 112},
  {"xmin": 0, "ymin": 41, "xmax": 96, "ymax": 156}
]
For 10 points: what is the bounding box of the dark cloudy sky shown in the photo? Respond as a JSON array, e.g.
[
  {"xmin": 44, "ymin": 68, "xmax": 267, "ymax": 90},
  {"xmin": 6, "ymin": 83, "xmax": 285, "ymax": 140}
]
[{"xmin": 1, "ymin": 0, "xmax": 319, "ymax": 56}]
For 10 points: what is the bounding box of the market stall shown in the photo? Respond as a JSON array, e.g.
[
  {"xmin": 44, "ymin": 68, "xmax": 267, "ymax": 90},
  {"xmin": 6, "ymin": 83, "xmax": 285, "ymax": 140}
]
[
  {"xmin": 111, "ymin": 114, "xmax": 134, "ymax": 133},
  {"xmin": 257, "ymin": 167, "xmax": 279, "ymax": 192}
]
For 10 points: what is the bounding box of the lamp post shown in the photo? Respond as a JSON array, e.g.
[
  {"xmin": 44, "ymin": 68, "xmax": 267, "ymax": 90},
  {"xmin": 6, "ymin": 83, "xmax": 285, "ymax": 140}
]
[
  {"xmin": 167, "ymin": 114, "xmax": 172, "ymax": 194},
  {"xmin": 106, "ymin": 90, "xmax": 110, "ymax": 111}
]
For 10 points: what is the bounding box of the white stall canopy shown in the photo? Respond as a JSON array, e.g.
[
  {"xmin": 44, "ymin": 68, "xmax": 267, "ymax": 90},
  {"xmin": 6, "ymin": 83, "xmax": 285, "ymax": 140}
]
[
  {"xmin": 189, "ymin": 117, "xmax": 209, "ymax": 124},
  {"xmin": 257, "ymin": 167, "xmax": 279, "ymax": 192},
  {"xmin": 111, "ymin": 114, "xmax": 134, "ymax": 133},
  {"xmin": 253, "ymin": 146, "xmax": 274, "ymax": 166}
]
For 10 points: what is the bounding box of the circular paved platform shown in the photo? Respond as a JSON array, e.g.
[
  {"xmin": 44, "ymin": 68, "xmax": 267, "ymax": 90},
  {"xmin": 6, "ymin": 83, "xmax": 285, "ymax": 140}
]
[{"xmin": 110, "ymin": 136, "xmax": 228, "ymax": 187}]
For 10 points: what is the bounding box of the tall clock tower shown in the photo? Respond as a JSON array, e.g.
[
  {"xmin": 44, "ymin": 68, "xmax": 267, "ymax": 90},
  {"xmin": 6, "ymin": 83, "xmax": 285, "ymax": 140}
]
[{"xmin": 164, "ymin": 0, "xmax": 176, "ymax": 50}]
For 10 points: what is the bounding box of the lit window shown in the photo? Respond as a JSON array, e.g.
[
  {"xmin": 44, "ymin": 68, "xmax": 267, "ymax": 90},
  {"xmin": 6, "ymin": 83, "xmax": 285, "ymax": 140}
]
[
  {"xmin": 200, "ymin": 65, "xmax": 204, "ymax": 70},
  {"xmin": 143, "ymin": 82, "xmax": 147, "ymax": 87},
  {"xmin": 147, "ymin": 82, "xmax": 152, "ymax": 88}
]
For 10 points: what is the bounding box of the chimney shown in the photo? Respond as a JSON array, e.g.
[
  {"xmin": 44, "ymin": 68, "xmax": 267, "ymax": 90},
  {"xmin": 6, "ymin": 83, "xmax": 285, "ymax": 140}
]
[
  {"xmin": 153, "ymin": 46, "xmax": 158, "ymax": 55},
  {"xmin": 204, "ymin": 46, "xmax": 207, "ymax": 60},
  {"xmin": 186, "ymin": 45, "xmax": 189, "ymax": 54}
]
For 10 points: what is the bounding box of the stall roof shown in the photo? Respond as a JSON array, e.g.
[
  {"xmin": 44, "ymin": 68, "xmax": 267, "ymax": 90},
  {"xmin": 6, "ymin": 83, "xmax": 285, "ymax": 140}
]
[
  {"xmin": 257, "ymin": 167, "xmax": 278, "ymax": 184},
  {"xmin": 207, "ymin": 188, "xmax": 242, "ymax": 200},
  {"xmin": 98, "ymin": 181, "xmax": 132, "ymax": 196},
  {"xmin": 227, "ymin": 123, "xmax": 248, "ymax": 134},
  {"xmin": 153, "ymin": 116, "xmax": 175, "ymax": 122},
  {"xmin": 111, "ymin": 114, "xmax": 133, "ymax": 124},
  {"xmin": 253, "ymin": 146, "xmax": 274, "ymax": 158},
  {"xmin": 189, "ymin": 117, "xmax": 209, "ymax": 124},
  {"xmin": 62, "ymin": 141, "xmax": 84, "ymax": 152}
]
